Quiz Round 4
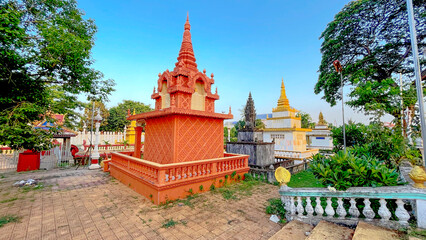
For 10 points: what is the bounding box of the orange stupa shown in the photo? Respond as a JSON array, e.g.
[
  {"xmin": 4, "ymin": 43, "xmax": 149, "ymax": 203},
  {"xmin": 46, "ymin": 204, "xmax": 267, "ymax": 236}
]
[{"xmin": 105, "ymin": 15, "xmax": 249, "ymax": 204}]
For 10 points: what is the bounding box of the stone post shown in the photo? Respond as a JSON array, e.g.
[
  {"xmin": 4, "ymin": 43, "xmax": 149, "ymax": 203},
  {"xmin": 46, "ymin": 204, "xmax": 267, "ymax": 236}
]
[
  {"xmin": 134, "ymin": 122, "xmax": 143, "ymax": 159},
  {"xmin": 89, "ymin": 109, "xmax": 102, "ymax": 170},
  {"xmin": 417, "ymin": 199, "xmax": 426, "ymax": 228},
  {"xmin": 123, "ymin": 125, "xmax": 127, "ymax": 143}
]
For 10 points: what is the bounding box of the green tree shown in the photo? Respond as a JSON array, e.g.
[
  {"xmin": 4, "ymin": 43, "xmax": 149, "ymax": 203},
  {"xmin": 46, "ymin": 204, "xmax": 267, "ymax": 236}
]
[
  {"xmin": 230, "ymin": 127, "xmax": 238, "ymax": 142},
  {"xmin": 315, "ymin": 0, "xmax": 425, "ymax": 120},
  {"xmin": 296, "ymin": 111, "xmax": 315, "ymax": 129},
  {"xmin": 0, "ymin": 0, "xmax": 114, "ymax": 150},
  {"xmin": 331, "ymin": 122, "xmax": 367, "ymax": 150},
  {"xmin": 104, "ymin": 100, "xmax": 152, "ymax": 132},
  {"xmin": 234, "ymin": 120, "xmax": 245, "ymax": 131},
  {"xmin": 255, "ymin": 119, "xmax": 265, "ymax": 129},
  {"xmin": 80, "ymin": 101, "xmax": 110, "ymax": 131},
  {"xmin": 48, "ymin": 86, "xmax": 85, "ymax": 129}
]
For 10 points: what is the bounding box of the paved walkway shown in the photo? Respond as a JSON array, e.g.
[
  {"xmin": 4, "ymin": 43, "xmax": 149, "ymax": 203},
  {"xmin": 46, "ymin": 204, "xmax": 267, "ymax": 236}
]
[{"xmin": 0, "ymin": 168, "xmax": 281, "ymax": 240}]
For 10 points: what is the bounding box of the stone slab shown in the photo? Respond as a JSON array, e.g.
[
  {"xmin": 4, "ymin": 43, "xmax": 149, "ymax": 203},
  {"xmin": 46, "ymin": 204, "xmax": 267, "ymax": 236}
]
[
  {"xmin": 226, "ymin": 142, "xmax": 274, "ymax": 167},
  {"xmin": 238, "ymin": 131, "xmax": 263, "ymax": 142},
  {"xmin": 352, "ymin": 221, "xmax": 399, "ymax": 240},
  {"xmin": 305, "ymin": 220, "xmax": 354, "ymax": 240},
  {"xmin": 268, "ymin": 220, "xmax": 314, "ymax": 240},
  {"xmin": 416, "ymin": 200, "xmax": 426, "ymax": 229}
]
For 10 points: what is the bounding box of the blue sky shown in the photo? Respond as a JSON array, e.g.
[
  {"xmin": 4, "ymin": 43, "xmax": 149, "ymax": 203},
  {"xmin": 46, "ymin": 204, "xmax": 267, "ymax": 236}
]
[{"xmin": 77, "ymin": 0, "xmax": 382, "ymax": 125}]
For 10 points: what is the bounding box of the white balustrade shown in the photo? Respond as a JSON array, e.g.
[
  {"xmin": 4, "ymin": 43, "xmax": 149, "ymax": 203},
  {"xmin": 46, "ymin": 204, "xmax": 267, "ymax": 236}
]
[{"xmin": 279, "ymin": 185, "xmax": 426, "ymax": 229}]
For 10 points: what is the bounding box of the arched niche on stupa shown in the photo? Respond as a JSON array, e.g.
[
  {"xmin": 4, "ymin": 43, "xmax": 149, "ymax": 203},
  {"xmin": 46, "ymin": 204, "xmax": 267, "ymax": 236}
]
[
  {"xmin": 160, "ymin": 80, "xmax": 170, "ymax": 109},
  {"xmin": 191, "ymin": 79, "xmax": 206, "ymax": 111}
]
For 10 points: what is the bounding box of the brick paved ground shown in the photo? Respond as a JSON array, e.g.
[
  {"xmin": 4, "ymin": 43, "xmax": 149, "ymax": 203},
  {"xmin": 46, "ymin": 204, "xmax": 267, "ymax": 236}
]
[{"xmin": 0, "ymin": 168, "xmax": 282, "ymax": 240}]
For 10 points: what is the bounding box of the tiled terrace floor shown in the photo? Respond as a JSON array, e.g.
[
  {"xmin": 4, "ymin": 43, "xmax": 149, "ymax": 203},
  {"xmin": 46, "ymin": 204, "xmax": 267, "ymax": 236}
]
[{"xmin": 0, "ymin": 168, "xmax": 282, "ymax": 240}]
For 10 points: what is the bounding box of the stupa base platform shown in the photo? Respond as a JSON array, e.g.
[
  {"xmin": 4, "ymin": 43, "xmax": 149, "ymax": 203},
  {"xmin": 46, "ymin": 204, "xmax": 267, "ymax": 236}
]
[{"xmin": 104, "ymin": 152, "xmax": 249, "ymax": 205}]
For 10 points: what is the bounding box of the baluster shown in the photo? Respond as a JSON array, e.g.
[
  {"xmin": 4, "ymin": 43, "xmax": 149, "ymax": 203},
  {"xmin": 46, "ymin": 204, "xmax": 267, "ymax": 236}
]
[
  {"xmin": 306, "ymin": 197, "xmax": 314, "ymax": 217},
  {"xmin": 378, "ymin": 198, "xmax": 391, "ymax": 222},
  {"xmin": 315, "ymin": 197, "xmax": 324, "ymax": 217},
  {"xmin": 290, "ymin": 197, "xmax": 296, "ymax": 216},
  {"xmin": 171, "ymin": 168, "xmax": 176, "ymax": 181},
  {"xmin": 325, "ymin": 198, "xmax": 335, "ymax": 218},
  {"xmin": 336, "ymin": 198, "xmax": 346, "ymax": 219},
  {"xmin": 348, "ymin": 198, "xmax": 360, "ymax": 218},
  {"xmin": 362, "ymin": 198, "xmax": 375, "ymax": 221},
  {"xmin": 395, "ymin": 199, "xmax": 410, "ymax": 227},
  {"xmin": 296, "ymin": 197, "xmax": 304, "ymax": 217},
  {"xmin": 282, "ymin": 196, "xmax": 290, "ymax": 213}
]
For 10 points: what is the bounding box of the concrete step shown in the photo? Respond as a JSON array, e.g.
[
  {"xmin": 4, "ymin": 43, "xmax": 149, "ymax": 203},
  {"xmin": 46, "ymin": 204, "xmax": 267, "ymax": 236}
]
[
  {"xmin": 305, "ymin": 220, "xmax": 354, "ymax": 240},
  {"xmin": 352, "ymin": 221, "xmax": 399, "ymax": 240},
  {"xmin": 268, "ymin": 220, "xmax": 314, "ymax": 240}
]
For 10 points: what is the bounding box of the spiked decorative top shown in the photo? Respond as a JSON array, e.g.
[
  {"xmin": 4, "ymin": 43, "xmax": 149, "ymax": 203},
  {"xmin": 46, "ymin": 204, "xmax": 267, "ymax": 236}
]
[
  {"xmin": 317, "ymin": 112, "xmax": 327, "ymax": 126},
  {"xmin": 276, "ymin": 78, "xmax": 290, "ymax": 111},
  {"xmin": 176, "ymin": 14, "xmax": 197, "ymax": 70},
  {"xmin": 244, "ymin": 92, "xmax": 257, "ymax": 130}
]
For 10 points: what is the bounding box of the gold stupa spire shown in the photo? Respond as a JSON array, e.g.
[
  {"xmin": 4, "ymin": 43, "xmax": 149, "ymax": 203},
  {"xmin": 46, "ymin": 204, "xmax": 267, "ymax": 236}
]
[
  {"xmin": 318, "ymin": 112, "xmax": 327, "ymax": 126},
  {"xmin": 130, "ymin": 109, "xmax": 136, "ymax": 127},
  {"xmin": 275, "ymin": 78, "xmax": 290, "ymax": 111}
]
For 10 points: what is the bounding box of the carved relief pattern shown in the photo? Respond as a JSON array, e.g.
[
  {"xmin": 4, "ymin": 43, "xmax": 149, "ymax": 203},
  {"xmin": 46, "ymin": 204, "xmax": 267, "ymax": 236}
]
[
  {"xmin": 206, "ymin": 100, "xmax": 214, "ymax": 113},
  {"xmin": 178, "ymin": 94, "xmax": 191, "ymax": 110},
  {"xmin": 175, "ymin": 116, "xmax": 223, "ymax": 162},
  {"xmin": 144, "ymin": 117, "xmax": 174, "ymax": 164}
]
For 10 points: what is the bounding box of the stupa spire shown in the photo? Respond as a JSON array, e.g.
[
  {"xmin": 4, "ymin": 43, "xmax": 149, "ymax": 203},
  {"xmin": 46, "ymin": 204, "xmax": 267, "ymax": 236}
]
[
  {"xmin": 276, "ymin": 78, "xmax": 290, "ymax": 110},
  {"xmin": 176, "ymin": 13, "xmax": 197, "ymax": 70}
]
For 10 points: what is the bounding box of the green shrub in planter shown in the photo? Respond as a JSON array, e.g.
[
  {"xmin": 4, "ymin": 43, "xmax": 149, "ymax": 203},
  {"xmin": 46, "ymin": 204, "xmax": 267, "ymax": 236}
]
[{"xmin": 310, "ymin": 151, "xmax": 400, "ymax": 190}]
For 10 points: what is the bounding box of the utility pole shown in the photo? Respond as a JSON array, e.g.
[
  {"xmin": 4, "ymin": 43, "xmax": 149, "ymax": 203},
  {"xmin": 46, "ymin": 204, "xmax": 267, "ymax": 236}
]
[
  {"xmin": 333, "ymin": 60, "xmax": 346, "ymax": 153},
  {"xmin": 406, "ymin": 0, "xmax": 426, "ymax": 166}
]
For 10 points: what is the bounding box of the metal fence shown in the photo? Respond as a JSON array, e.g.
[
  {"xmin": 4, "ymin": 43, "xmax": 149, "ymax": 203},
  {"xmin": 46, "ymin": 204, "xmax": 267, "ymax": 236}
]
[{"xmin": 0, "ymin": 150, "xmax": 21, "ymax": 172}]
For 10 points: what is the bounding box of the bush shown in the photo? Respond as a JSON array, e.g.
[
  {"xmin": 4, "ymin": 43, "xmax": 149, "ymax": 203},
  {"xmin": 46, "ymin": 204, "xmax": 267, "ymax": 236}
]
[
  {"xmin": 265, "ymin": 198, "xmax": 286, "ymax": 223},
  {"xmin": 310, "ymin": 151, "xmax": 400, "ymax": 190},
  {"xmin": 243, "ymin": 173, "xmax": 253, "ymax": 181},
  {"xmin": 332, "ymin": 122, "xmax": 413, "ymax": 167}
]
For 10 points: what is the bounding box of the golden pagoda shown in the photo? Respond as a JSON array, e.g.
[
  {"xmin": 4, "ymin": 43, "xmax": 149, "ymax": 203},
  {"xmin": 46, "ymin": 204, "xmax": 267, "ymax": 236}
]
[
  {"xmin": 126, "ymin": 109, "xmax": 137, "ymax": 144},
  {"xmin": 263, "ymin": 78, "xmax": 318, "ymax": 156}
]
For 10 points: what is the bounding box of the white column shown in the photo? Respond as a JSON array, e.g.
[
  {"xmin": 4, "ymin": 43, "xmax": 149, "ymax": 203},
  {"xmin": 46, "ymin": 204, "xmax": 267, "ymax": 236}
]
[{"xmin": 89, "ymin": 109, "xmax": 102, "ymax": 170}]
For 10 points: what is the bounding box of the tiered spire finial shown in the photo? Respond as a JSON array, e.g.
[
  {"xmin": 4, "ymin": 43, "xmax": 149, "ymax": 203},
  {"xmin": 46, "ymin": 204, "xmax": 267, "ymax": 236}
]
[
  {"xmin": 176, "ymin": 13, "xmax": 197, "ymax": 70},
  {"xmin": 318, "ymin": 111, "xmax": 327, "ymax": 126},
  {"xmin": 244, "ymin": 92, "xmax": 257, "ymax": 130},
  {"xmin": 276, "ymin": 77, "xmax": 290, "ymax": 111}
]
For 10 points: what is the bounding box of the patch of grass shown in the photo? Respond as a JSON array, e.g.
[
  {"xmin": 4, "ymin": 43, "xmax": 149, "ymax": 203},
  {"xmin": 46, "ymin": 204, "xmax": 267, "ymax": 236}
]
[
  {"xmin": 0, "ymin": 197, "xmax": 18, "ymax": 204},
  {"xmin": 177, "ymin": 194, "xmax": 199, "ymax": 208},
  {"xmin": 158, "ymin": 199, "xmax": 176, "ymax": 209},
  {"xmin": 161, "ymin": 218, "xmax": 186, "ymax": 228},
  {"xmin": 287, "ymin": 170, "xmax": 324, "ymax": 188},
  {"xmin": 409, "ymin": 229, "xmax": 426, "ymax": 238},
  {"xmin": 0, "ymin": 215, "xmax": 21, "ymax": 228},
  {"xmin": 216, "ymin": 179, "xmax": 263, "ymax": 200},
  {"xmin": 265, "ymin": 198, "xmax": 286, "ymax": 223},
  {"xmin": 219, "ymin": 188, "xmax": 237, "ymax": 200},
  {"xmin": 21, "ymin": 183, "xmax": 45, "ymax": 193}
]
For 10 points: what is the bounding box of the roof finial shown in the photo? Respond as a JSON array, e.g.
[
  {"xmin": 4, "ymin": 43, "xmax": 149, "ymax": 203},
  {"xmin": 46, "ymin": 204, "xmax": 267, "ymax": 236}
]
[
  {"xmin": 184, "ymin": 12, "xmax": 190, "ymax": 31},
  {"xmin": 176, "ymin": 13, "xmax": 197, "ymax": 70},
  {"xmin": 276, "ymin": 77, "xmax": 290, "ymax": 111}
]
